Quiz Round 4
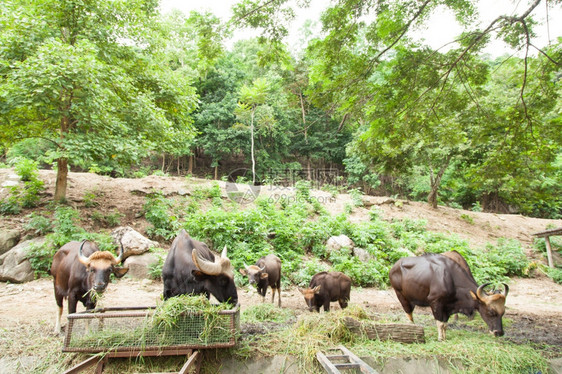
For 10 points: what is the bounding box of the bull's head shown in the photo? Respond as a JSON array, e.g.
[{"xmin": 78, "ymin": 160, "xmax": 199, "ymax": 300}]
[
  {"xmin": 239, "ymin": 263, "xmax": 267, "ymax": 285},
  {"xmin": 78, "ymin": 240, "xmax": 129, "ymax": 293},
  {"xmin": 470, "ymin": 282, "xmax": 509, "ymax": 337},
  {"xmin": 298, "ymin": 285, "xmax": 321, "ymax": 311},
  {"xmin": 192, "ymin": 245, "xmax": 238, "ymax": 305}
]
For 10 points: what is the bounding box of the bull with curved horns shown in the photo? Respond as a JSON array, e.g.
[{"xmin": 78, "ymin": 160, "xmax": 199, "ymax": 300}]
[
  {"xmin": 389, "ymin": 253, "xmax": 509, "ymax": 341},
  {"xmin": 162, "ymin": 230, "xmax": 238, "ymax": 305},
  {"xmin": 51, "ymin": 240, "xmax": 129, "ymax": 334}
]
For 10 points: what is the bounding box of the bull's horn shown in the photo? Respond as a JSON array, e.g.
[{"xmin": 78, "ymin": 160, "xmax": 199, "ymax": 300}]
[
  {"xmin": 78, "ymin": 240, "xmax": 90, "ymax": 266},
  {"xmin": 192, "ymin": 248, "xmax": 222, "ymax": 275},
  {"xmin": 115, "ymin": 240, "xmax": 125, "ymax": 264},
  {"xmin": 502, "ymin": 283, "xmax": 509, "ymax": 297},
  {"xmin": 259, "ymin": 266, "xmax": 266, "ymax": 272},
  {"xmin": 476, "ymin": 283, "xmax": 492, "ymax": 300},
  {"xmin": 221, "ymin": 245, "xmax": 228, "ymax": 258}
]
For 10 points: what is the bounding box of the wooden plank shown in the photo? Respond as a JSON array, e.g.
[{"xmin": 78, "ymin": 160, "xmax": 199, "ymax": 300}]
[
  {"xmin": 334, "ymin": 362, "xmax": 361, "ymax": 369},
  {"xmin": 533, "ymin": 228, "xmax": 562, "ymax": 237},
  {"xmin": 179, "ymin": 350, "xmax": 201, "ymax": 374},
  {"xmin": 337, "ymin": 345, "xmax": 379, "ymax": 374},
  {"xmin": 546, "ymin": 236, "xmax": 554, "ymax": 268},
  {"xmin": 316, "ymin": 351, "xmax": 343, "ymax": 374},
  {"xmin": 63, "ymin": 355, "xmax": 100, "ymax": 374}
]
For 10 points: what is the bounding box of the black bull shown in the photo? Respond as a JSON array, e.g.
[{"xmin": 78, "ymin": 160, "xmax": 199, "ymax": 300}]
[
  {"xmin": 389, "ymin": 253, "xmax": 508, "ymax": 341},
  {"xmin": 162, "ymin": 230, "xmax": 238, "ymax": 305}
]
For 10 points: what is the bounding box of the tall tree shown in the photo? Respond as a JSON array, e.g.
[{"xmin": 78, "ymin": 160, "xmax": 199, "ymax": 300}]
[
  {"xmin": 0, "ymin": 0, "xmax": 197, "ymax": 201},
  {"xmin": 236, "ymin": 77, "xmax": 271, "ymax": 184}
]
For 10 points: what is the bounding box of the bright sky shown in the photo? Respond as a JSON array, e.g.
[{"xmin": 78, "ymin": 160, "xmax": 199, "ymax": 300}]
[{"xmin": 159, "ymin": 0, "xmax": 561, "ymax": 57}]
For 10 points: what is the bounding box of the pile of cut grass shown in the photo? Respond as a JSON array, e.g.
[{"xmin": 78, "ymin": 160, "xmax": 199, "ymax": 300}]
[{"xmin": 69, "ymin": 295, "xmax": 236, "ymax": 349}]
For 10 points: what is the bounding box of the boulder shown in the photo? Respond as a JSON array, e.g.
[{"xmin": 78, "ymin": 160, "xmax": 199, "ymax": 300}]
[
  {"xmin": 0, "ymin": 237, "xmax": 44, "ymax": 283},
  {"xmin": 123, "ymin": 252, "xmax": 160, "ymax": 280},
  {"xmin": 326, "ymin": 235, "xmax": 354, "ymax": 252},
  {"xmin": 0, "ymin": 229, "xmax": 20, "ymax": 255},
  {"xmin": 353, "ymin": 247, "xmax": 374, "ymax": 262},
  {"xmin": 111, "ymin": 226, "xmax": 159, "ymax": 257}
]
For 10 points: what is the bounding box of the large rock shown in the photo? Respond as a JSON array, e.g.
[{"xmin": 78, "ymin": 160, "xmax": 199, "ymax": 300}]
[
  {"xmin": 0, "ymin": 229, "xmax": 20, "ymax": 255},
  {"xmin": 123, "ymin": 252, "xmax": 160, "ymax": 280},
  {"xmin": 0, "ymin": 237, "xmax": 44, "ymax": 283},
  {"xmin": 111, "ymin": 226, "xmax": 159, "ymax": 257},
  {"xmin": 326, "ymin": 235, "xmax": 355, "ymax": 252},
  {"xmin": 353, "ymin": 247, "xmax": 374, "ymax": 262}
]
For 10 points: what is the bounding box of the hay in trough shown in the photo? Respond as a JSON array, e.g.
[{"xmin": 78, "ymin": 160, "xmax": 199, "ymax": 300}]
[{"xmin": 65, "ymin": 295, "xmax": 238, "ymax": 351}]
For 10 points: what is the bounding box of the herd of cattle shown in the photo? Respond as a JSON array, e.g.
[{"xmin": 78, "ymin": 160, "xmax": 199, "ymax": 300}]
[{"xmin": 50, "ymin": 229, "xmax": 509, "ymax": 341}]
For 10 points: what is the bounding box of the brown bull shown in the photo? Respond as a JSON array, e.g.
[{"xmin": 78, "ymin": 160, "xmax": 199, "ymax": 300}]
[
  {"xmin": 240, "ymin": 254, "xmax": 282, "ymax": 307},
  {"xmin": 389, "ymin": 253, "xmax": 508, "ymax": 341},
  {"xmin": 299, "ymin": 271, "xmax": 351, "ymax": 312},
  {"xmin": 51, "ymin": 240, "xmax": 128, "ymax": 334}
]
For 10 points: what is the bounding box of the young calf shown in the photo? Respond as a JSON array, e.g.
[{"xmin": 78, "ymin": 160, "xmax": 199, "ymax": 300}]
[
  {"xmin": 240, "ymin": 254, "xmax": 282, "ymax": 307},
  {"xmin": 299, "ymin": 271, "xmax": 351, "ymax": 312}
]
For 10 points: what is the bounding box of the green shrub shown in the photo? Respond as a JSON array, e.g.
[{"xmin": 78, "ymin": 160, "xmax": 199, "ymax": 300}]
[
  {"xmin": 291, "ymin": 259, "xmax": 330, "ymax": 286},
  {"xmin": 13, "ymin": 158, "xmax": 40, "ymax": 182},
  {"xmin": 25, "ymin": 213, "xmax": 54, "ymax": 236},
  {"xmin": 143, "ymin": 191, "xmax": 178, "ymax": 240},
  {"xmin": 83, "ymin": 191, "xmax": 99, "ymax": 208},
  {"xmin": 148, "ymin": 247, "xmax": 167, "ymax": 280},
  {"xmin": 0, "ymin": 158, "xmax": 44, "ymax": 213},
  {"xmin": 484, "ymin": 238, "xmax": 530, "ymax": 278},
  {"xmin": 546, "ymin": 267, "xmax": 562, "ymax": 284}
]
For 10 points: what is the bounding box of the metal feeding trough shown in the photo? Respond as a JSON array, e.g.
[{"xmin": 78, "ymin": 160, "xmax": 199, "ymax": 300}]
[{"xmin": 62, "ymin": 304, "xmax": 240, "ymax": 374}]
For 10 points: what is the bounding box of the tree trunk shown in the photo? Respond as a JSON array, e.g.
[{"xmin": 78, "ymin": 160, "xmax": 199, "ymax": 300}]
[
  {"xmin": 214, "ymin": 165, "xmax": 218, "ymax": 180},
  {"xmin": 427, "ymin": 155, "xmax": 452, "ymax": 209},
  {"xmin": 188, "ymin": 155, "xmax": 193, "ymax": 175},
  {"xmin": 250, "ymin": 109, "xmax": 256, "ymax": 185},
  {"xmin": 54, "ymin": 158, "xmax": 68, "ymax": 202},
  {"xmin": 161, "ymin": 154, "xmax": 165, "ymax": 172}
]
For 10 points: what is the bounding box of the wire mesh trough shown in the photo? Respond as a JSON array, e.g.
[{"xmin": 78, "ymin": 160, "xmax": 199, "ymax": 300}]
[{"xmin": 63, "ymin": 304, "xmax": 240, "ymax": 354}]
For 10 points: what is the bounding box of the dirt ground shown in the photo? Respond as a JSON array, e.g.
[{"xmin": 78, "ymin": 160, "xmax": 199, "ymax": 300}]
[
  {"xmin": 1, "ymin": 276, "xmax": 561, "ymax": 349},
  {"xmin": 1, "ymin": 168, "xmax": 562, "ymax": 350}
]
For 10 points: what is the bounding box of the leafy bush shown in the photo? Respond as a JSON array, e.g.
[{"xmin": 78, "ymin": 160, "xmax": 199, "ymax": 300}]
[
  {"xmin": 13, "ymin": 158, "xmax": 40, "ymax": 182},
  {"xmin": 25, "ymin": 213, "xmax": 54, "ymax": 236},
  {"xmin": 483, "ymin": 239, "xmax": 530, "ymax": 278},
  {"xmin": 90, "ymin": 209, "xmax": 123, "ymax": 227},
  {"xmin": 0, "ymin": 158, "xmax": 44, "ymax": 213},
  {"xmin": 143, "ymin": 191, "xmax": 178, "ymax": 240},
  {"xmin": 545, "ymin": 267, "xmax": 562, "ymax": 284},
  {"xmin": 291, "ymin": 259, "xmax": 330, "ymax": 286},
  {"xmin": 148, "ymin": 247, "xmax": 168, "ymax": 280}
]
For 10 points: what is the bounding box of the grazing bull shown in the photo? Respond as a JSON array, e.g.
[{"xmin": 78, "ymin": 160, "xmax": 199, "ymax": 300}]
[
  {"xmin": 389, "ymin": 253, "xmax": 509, "ymax": 341},
  {"xmin": 239, "ymin": 254, "xmax": 282, "ymax": 307},
  {"xmin": 298, "ymin": 271, "xmax": 351, "ymax": 312},
  {"xmin": 51, "ymin": 240, "xmax": 129, "ymax": 334},
  {"xmin": 162, "ymin": 230, "xmax": 238, "ymax": 305}
]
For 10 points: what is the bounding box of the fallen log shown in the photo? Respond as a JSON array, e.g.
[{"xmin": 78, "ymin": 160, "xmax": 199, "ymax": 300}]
[{"xmin": 343, "ymin": 317, "xmax": 425, "ymax": 344}]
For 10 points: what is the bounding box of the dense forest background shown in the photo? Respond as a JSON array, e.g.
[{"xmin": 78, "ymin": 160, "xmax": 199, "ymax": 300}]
[{"xmin": 0, "ymin": 0, "xmax": 561, "ymax": 218}]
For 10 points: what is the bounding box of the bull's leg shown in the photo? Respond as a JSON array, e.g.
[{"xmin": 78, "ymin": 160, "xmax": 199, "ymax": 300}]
[
  {"xmin": 54, "ymin": 291, "xmax": 64, "ymax": 334},
  {"xmin": 323, "ymin": 301, "xmax": 330, "ymax": 312},
  {"xmin": 394, "ymin": 291, "xmax": 415, "ymax": 323},
  {"xmin": 54, "ymin": 305, "xmax": 63, "ymax": 334},
  {"xmin": 270, "ymin": 287, "xmax": 275, "ymax": 304},
  {"xmin": 277, "ymin": 288, "xmax": 282, "ymax": 307},
  {"xmin": 338, "ymin": 297, "xmax": 349, "ymax": 310},
  {"xmin": 436, "ymin": 320, "xmax": 448, "ymax": 341}
]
